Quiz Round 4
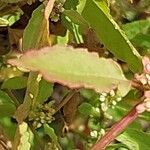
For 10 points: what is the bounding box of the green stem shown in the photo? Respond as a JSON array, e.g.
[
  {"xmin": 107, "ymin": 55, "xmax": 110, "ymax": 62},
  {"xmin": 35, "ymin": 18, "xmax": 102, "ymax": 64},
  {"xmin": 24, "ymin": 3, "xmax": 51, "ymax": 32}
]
[{"xmin": 6, "ymin": 89, "xmax": 20, "ymax": 107}]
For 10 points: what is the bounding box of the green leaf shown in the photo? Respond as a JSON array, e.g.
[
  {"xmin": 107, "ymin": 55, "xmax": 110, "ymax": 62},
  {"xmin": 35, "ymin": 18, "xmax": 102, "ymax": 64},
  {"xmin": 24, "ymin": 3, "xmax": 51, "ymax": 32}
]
[
  {"xmin": 37, "ymin": 78, "xmax": 53, "ymax": 104},
  {"xmin": 122, "ymin": 19, "xmax": 150, "ymax": 40},
  {"xmin": 0, "ymin": 117, "xmax": 17, "ymax": 140},
  {"xmin": 64, "ymin": 0, "xmax": 79, "ymax": 10},
  {"xmin": 0, "ymin": 17, "xmax": 9, "ymax": 26},
  {"xmin": 78, "ymin": 102, "xmax": 100, "ymax": 117},
  {"xmin": 13, "ymin": 122, "xmax": 34, "ymax": 150},
  {"xmin": 82, "ymin": 0, "xmax": 142, "ymax": 73},
  {"xmin": 0, "ymin": 0, "xmax": 25, "ymax": 3},
  {"xmin": 0, "ymin": 90, "xmax": 16, "ymax": 117},
  {"xmin": 8, "ymin": 45, "xmax": 131, "ymax": 96},
  {"xmin": 1, "ymin": 76, "xmax": 27, "ymax": 89},
  {"xmin": 106, "ymin": 144, "xmax": 128, "ymax": 150},
  {"xmin": 23, "ymin": 4, "xmax": 51, "ymax": 50},
  {"xmin": 131, "ymin": 34, "xmax": 150, "ymax": 49},
  {"xmin": 44, "ymin": 124, "xmax": 61, "ymax": 149},
  {"xmin": 117, "ymin": 128, "xmax": 150, "ymax": 150},
  {"xmin": 78, "ymin": 102, "xmax": 93, "ymax": 116},
  {"xmin": 76, "ymin": 0, "xmax": 86, "ymax": 13},
  {"xmin": 63, "ymin": 10, "xmax": 89, "ymax": 33}
]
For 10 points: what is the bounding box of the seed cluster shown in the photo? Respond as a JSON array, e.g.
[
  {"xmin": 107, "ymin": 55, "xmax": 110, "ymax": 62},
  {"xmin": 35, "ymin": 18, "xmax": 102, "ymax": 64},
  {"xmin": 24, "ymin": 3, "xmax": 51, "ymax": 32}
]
[
  {"xmin": 50, "ymin": 0, "xmax": 66, "ymax": 22},
  {"xmin": 28, "ymin": 103, "xmax": 55, "ymax": 128}
]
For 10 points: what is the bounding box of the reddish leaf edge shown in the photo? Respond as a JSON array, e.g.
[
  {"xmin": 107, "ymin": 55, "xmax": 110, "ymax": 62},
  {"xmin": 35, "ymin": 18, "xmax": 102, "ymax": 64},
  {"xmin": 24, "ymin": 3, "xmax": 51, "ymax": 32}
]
[{"xmin": 8, "ymin": 45, "xmax": 130, "ymax": 95}]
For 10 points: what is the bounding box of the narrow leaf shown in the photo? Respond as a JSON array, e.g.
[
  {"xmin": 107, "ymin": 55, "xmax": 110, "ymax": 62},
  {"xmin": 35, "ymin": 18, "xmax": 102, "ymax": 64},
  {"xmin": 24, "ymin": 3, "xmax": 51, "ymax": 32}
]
[
  {"xmin": 44, "ymin": 124, "xmax": 61, "ymax": 149},
  {"xmin": 8, "ymin": 45, "xmax": 131, "ymax": 96},
  {"xmin": 23, "ymin": 1, "xmax": 55, "ymax": 50},
  {"xmin": 82, "ymin": 0, "xmax": 142, "ymax": 73},
  {"xmin": 63, "ymin": 10, "xmax": 89, "ymax": 32}
]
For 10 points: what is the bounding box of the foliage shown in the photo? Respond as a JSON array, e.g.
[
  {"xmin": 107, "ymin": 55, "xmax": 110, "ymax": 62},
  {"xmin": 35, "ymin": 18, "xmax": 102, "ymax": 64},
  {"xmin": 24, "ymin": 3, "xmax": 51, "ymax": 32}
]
[{"xmin": 0, "ymin": 0, "xmax": 150, "ymax": 150}]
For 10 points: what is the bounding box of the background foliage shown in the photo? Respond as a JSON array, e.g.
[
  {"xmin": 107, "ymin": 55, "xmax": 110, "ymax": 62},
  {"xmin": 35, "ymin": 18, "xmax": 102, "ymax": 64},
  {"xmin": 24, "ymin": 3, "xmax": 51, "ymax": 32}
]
[{"xmin": 0, "ymin": 0, "xmax": 150, "ymax": 150}]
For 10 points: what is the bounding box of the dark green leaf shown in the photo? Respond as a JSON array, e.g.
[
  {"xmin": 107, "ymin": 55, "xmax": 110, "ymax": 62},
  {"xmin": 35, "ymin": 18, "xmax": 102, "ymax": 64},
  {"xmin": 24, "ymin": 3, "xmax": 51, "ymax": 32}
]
[
  {"xmin": 44, "ymin": 124, "xmax": 61, "ymax": 149},
  {"xmin": 131, "ymin": 34, "xmax": 150, "ymax": 49},
  {"xmin": 82, "ymin": 0, "xmax": 142, "ymax": 73},
  {"xmin": 0, "ymin": 90, "xmax": 16, "ymax": 117},
  {"xmin": 122, "ymin": 19, "xmax": 150, "ymax": 40},
  {"xmin": 1, "ymin": 76, "xmax": 27, "ymax": 89},
  {"xmin": 117, "ymin": 128, "xmax": 150, "ymax": 150},
  {"xmin": 37, "ymin": 78, "xmax": 53, "ymax": 104},
  {"xmin": 78, "ymin": 102, "xmax": 100, "ymax": 117}
]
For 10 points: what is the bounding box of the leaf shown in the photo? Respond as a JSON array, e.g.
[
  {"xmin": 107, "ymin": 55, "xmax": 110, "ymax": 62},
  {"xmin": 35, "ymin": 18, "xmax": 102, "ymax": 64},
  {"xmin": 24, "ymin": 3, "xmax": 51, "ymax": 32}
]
[
  {"xmin": 23, "ymin": 0, "xmax": 55, "ymax": 50},
  {"xmin": 37, "ymin": 78, "xmax": 53, "ymax": 104},
  {"xmin": 0, "ymin": 117, "xmax": 17, "ymax": 140},
  {"xmin": 44, "ymin": 124, "xmax": 62, "ymax": 150},
  {"xmin": 106, "ymin": 144, "xmax": 128, "ymax": 150},
  {"xmin": 13, "ymin": 122, "xmax": 34, "ymax": 150},
  {"xmin": 78, "ymin": 102, "xmax": 100, "ymax": 117},
  {"xmin": 14, "ymin": 73, "xmax": 39, "ymax": 123},
  {"xmin": 63, "ymin": 10, "xmax": 89, "ymax": 33},
  {"xmin": 1, "ymin": 76, "xmax": 27, "ymax": 89},
  {"xmin": 8, "ymin": 45, "xmax": 131, "ymax": 96},
  {"xmin": 0, "ymin": 90, "xmax": 16, "ymax": 117},
  {"xmin": 81, "ymin": 0, "xmax": 142, "ymax": 73},
  {"xmin": 131, "ymin": 34, "xmax": 150, "ymax": 49},
  {"xmin": 0, "ymin": 0, "xmax": 25, "ymax": 3},
  {"xmin": 0, "ymin": 66, "xmax": 23, "ymax": 81},
  {"xmin": 122, "ymin": 19, "xmax": 150, "ymax": 40},
  {"xmin": 64, "ymin": 0, "xmax": 79, "ymax": 10},
  {"xmin": 117, "ymin": 128, "xmax": 150, "ymax": 150},
  {"xmin": 22, "ymin": 4, "xmax": 49, "ymax": 50},
  {"xmin": 0, "ymin": 17, "xmax": 9, "ymax": 26}
]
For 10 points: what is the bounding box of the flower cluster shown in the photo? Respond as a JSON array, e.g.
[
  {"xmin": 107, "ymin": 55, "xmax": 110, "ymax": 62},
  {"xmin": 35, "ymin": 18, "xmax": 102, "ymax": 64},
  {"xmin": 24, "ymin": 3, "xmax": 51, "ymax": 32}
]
[
  {"xmin": 50, "ymin": 0, "xmax": 66, "ymax": 22},
  {"xmin": 28, "ymin": 103, "xmax": 55, "ymax": 128},
  {"xmin": 99, "ymin": 90, "xmax": 122, "ymax": 112}
]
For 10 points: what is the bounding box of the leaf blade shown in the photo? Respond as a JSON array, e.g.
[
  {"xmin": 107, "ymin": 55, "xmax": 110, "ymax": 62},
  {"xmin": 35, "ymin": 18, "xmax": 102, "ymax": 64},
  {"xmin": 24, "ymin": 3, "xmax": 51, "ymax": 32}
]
[
  {"xmin": 81, "ymin": 0, "xmax": 142, "ymax": 73},
  {"xmin": 8, "ymin": 45, "xmax": 131, "ymax": 96}
]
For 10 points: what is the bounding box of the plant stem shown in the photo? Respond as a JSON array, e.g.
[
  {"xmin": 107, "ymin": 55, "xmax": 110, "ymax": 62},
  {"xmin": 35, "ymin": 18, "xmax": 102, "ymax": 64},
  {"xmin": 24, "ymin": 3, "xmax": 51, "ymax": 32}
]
[
  {"xmin": 91, "ymin": 102, "xmax": 141, "ymax": 150},
  {"xmin": 131, "ymin": 80, "xmax": 150, "ymax": 91},
  {"xmin": 6, "ymin": 89, "xmax": 20, "ymax": 107},
  {"xmin": 54, "ymin": 89, "xmax": 78, "ymax": 114}
]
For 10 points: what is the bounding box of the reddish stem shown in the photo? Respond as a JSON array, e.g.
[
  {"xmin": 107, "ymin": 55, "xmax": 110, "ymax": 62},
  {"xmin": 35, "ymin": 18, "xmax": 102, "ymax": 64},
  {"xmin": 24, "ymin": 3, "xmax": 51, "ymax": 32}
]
[{"xmin": 91, "ymin": 103, "xmax": 140, "ymax": 150}]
